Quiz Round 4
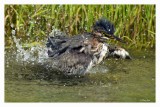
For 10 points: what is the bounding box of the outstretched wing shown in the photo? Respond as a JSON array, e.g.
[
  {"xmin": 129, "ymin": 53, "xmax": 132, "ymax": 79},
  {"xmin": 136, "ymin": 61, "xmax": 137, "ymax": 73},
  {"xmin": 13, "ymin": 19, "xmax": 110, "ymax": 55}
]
[
  {"xmin": 46, "ymin": 32, "xmax": 94, "ymax": 75},
  {"xmin": 46, "ymin": 32, "xmax": 93, "ymax": 57}
]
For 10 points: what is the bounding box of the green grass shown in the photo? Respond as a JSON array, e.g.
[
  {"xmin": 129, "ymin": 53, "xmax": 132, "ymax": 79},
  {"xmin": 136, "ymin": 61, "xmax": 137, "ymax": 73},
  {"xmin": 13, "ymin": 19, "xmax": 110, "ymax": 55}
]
[{"xmin": 5, "ymin": 5, "xmax": 155, "ymax": 49}]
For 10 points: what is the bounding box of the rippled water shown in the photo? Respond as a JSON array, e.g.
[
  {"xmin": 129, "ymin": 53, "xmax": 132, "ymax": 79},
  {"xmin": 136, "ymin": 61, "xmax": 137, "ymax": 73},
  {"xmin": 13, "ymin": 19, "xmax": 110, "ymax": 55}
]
[{"xmin": 5, "ymin": 34, "xmax": 155, "ymax": 102}]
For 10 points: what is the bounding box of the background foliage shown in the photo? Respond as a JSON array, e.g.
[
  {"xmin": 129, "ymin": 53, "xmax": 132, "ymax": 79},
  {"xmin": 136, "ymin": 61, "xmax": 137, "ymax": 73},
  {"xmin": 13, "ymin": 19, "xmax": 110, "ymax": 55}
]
[{"xmin": 5, "ymin": 5, "xmax": 155, "ymax": 49}]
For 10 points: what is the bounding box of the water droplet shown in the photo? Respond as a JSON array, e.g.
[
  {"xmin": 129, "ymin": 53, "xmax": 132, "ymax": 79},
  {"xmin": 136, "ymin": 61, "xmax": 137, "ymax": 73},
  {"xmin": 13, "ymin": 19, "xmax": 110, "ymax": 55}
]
[
  {"xmin": 11, "ymin": 30, "xmax": 16, "ymax": 35},
  {"xmin": 10, "ymin": 23, "xmax": 14, "ymax": 28},
  {"xmin": 26, "ymin": 33, "xmax": 30, "ymax": 36}
]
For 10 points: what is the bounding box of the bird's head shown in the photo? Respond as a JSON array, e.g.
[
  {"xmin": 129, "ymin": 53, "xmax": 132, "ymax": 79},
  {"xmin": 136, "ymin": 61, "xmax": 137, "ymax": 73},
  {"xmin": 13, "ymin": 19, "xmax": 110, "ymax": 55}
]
[{"xmin": 92, "ymin": 18, "xmax": 125, "ymax": 43}]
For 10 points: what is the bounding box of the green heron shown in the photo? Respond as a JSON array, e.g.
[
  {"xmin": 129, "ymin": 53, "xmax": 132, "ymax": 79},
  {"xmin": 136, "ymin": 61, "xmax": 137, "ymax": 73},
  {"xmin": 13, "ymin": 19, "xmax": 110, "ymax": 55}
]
[{"xmin": 46, "ymin": 18, "xmax": 131, "ymax": 76}]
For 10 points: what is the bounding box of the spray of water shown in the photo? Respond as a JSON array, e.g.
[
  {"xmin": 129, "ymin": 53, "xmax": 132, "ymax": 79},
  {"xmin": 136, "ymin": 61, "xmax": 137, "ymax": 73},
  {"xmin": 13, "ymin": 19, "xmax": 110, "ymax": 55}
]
[
  {"xmin": 10, "ymin": 26, "xmax": 66, "ymax": 65},
  {"xmin": 12, "ymin": 30, "xmax": 48, "ymax": 65},
  {"xmin": 5, "ymin": 27, "xmax": 64, "ymax": 80}
]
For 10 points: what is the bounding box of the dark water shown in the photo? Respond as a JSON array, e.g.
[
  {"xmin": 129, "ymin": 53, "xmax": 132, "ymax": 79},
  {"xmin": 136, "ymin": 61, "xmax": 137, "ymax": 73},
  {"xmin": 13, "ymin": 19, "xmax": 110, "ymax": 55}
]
[{"xmin": 5, "ymin": 48, "xmax": 155, "ymax": 102}]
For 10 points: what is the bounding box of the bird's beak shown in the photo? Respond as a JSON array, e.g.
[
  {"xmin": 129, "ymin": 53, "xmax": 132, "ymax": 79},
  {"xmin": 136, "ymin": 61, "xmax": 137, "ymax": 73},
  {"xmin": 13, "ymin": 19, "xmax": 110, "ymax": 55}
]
[
  {"xmin": 98, "ymin": 29, "xmax": 126, "ymax": 43},
  {"xmin": 111, "ymin": 35, "xmax": 126, "ymax": 43},
  {"xmin": 104, "ymin": 33, "xmax": 126, "ymax": 43}
]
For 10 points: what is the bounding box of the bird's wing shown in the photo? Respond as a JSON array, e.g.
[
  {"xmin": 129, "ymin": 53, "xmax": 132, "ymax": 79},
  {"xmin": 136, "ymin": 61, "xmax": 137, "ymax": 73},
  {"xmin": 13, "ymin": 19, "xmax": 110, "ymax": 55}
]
[
  {"xmin": 46, "ymin": 33, "xmax": 93, "ymax": 57},
  {"xmin": 46, "ymin": 36, "xmax": 69, "ymax": 57}
]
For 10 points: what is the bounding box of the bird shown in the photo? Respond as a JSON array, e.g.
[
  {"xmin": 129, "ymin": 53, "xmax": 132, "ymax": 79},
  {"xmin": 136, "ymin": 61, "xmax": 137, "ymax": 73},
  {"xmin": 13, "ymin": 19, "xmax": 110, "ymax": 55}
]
[{"xmin": 46, "ymin": 18, "xmax": 131, "ymax": 76}]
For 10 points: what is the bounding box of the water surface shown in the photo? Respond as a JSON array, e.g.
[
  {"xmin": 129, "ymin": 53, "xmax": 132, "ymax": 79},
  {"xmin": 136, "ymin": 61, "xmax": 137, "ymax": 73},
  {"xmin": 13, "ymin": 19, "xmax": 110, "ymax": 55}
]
[{"xmin": 5, "ymin": 48, "xmax": 155, "ymax": 102}]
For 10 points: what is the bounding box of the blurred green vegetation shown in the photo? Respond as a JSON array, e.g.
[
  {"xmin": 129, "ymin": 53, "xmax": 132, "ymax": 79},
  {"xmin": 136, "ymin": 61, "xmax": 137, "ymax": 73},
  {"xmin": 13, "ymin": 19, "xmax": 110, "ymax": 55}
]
[{"xmin": 5, "ymin": 5, "xmax": 155, "ymax": 49}]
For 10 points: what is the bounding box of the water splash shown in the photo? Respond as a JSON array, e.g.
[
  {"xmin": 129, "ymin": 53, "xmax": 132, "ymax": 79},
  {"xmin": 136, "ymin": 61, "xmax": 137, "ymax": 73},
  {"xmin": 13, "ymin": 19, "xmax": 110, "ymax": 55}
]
[
  {"xmin": 11, "ymin": 29, "xmax": 48, "ymax": 65},
  {"xmin": 10, "ymin": 27, "xmax": 66, "ymax": 66}
]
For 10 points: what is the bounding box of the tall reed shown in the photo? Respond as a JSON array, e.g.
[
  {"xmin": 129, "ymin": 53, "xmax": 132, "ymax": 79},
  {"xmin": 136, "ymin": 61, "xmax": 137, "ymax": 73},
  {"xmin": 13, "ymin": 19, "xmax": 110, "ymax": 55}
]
[{"xmin": 5, "ymin": 5, "xmax": 155, "ymax": 49}]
